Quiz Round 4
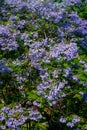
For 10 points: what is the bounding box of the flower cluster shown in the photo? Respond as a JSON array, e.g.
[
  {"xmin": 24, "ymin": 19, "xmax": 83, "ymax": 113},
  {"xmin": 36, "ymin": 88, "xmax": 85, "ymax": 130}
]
[{"xmin": 0, "ymin": 0, "xmax": 87, "ymax": 129}]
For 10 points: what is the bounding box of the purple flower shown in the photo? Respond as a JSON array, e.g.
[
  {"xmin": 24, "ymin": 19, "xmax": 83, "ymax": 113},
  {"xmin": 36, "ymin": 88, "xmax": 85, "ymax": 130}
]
[
  {"xmin": 0, "ymin": 113, "xmax": 5, "ymax": 121},
  {"xmin": 59, "ymin": 116, "xmax": 67, "ymax": 123},
  {"xmin": 82, "ymin": 92, "xmax": 87, "ymax": 102},
  {"xmin": 75, "ymin": 26, "xmax": 87, "ymax": 37},
  {"xmin": 29, "ymin": 108, "xmax": 42, "ymax": 121},
  {"xmin": 2, "ymin": 107, "xmax": 10, "ymax": 114},
  {"xmin": 17, "ymin": 20, "xmax": 26, "ymax": 30},
  {"xmin": 53, "ymin": 70, "xmax": 58, "ymax": 78},
  {"xmin": 40, "ymin": 72, "xmax": 48, "ymax": 80},
  {"xmin": 72, "ymin": 75, "xmax": 79, "ymax": 82},
  {"xmin": 79, "ymin": 38, "xmax": 87, "ymax": 50},
  {"xmin": 64, "ymin": 43, "xmax": 78, "ymax": 61},
  {"xmin": 83, "ymin": 82, "xmax": 87, "ymax": 87},
  {"xmin": 0, "ymin": 126, "xmax": 6, "ymax": 130},
  {"xmin": 64, "ymin": 68, "xmax": 72, "ymax": 77},
  {"xmin": 67, "ymin": 122, "xmax": 74, "ymax": 128},
  {"xmin": 72, "ymin": 116, "xmax": 80, "ymax": 124},
  {"xmin": 69, "ymin": 13, "xmax": 82, "ymax": 25},
  {"xmin": 33, "ymin": 101, "xmax": 41, "ymax": 107},
  {"xmin": 0, "ymin": 67, "xmax": 13, "ymax": 74}
]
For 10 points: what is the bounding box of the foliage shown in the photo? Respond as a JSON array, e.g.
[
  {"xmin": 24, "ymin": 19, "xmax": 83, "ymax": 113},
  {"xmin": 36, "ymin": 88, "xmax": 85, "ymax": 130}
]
[{"xmin": 0, "ymin": 0, "xmax": 87, "ymax": 130}]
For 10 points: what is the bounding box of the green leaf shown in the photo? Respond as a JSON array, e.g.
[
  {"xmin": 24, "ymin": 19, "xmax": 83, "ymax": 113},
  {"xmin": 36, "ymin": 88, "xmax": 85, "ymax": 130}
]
[{"xmin": 73, "ymin": 93, "xmax": 82, "ymax": 101}]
